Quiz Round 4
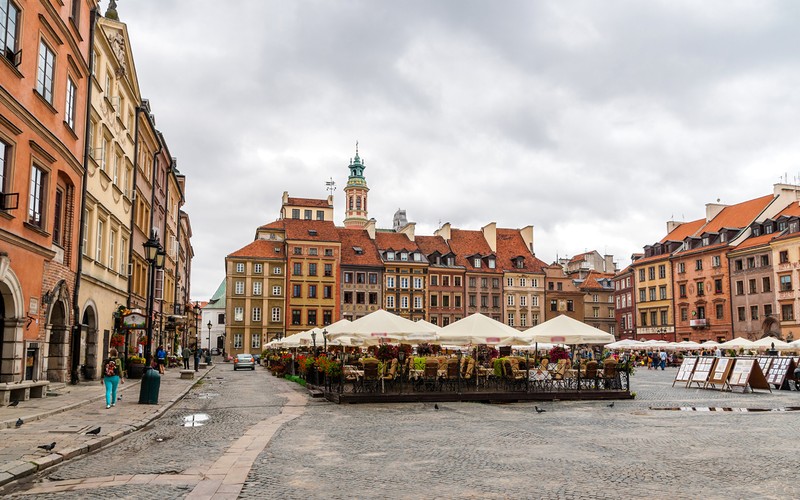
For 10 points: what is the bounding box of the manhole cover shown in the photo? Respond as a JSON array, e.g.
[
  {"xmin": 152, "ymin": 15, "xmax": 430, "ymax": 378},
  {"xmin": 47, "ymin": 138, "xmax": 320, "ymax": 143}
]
[{"xmin": 182, "ymin": 414, "xmax": 210, "ymax": 427}]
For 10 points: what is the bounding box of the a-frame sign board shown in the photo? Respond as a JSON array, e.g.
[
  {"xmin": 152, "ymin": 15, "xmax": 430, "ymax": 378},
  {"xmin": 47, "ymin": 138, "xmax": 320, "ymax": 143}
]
[
  {"xmin": 673, "ymin": 357, "xmax": 698, "ymax": 387},
  {"xmin": 706, "ymin": 357, "xmax": 733, "ymax": 391},
  {"xmin": 728, "ymin": 358, "xmax": 771, "ymax": 393},
  {"xmin": 765, "ymin": 357, "xmax": 797, "ymax": 390},
  {"xmin": 689, "ymin": 357, "xmax": 716, "ymax": 388},
  {"xmin": 756, "ymin": 356, "xmax": 773, "ymax": 377}
]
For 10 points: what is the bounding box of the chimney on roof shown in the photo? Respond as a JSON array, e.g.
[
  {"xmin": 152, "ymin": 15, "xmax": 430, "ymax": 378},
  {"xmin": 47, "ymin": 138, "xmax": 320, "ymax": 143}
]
[
  {"xmin": 705, "ymin": 202, "xmax": 727, "ymax": 222},
  {"xmin": 603, "ymin": 255, "xmax": 616, "ymax": 273},
  {"xmin": 519, "ymin": 225, "xmax": 535, "ymax": 255},
  {"xmin": 435, "ymin": 222, "xmax": 451, "ymax": 241},
  {"xmin": 399, "ymin": 222, "xmax": 416, "ymax": 241},
  {"xmin": 666, "ymin": 220, "xmax": 684, "ymax": 233},
  {"xmin": 364, "ymin": 218, "xmax": 376, "ymax": 240},
  {"xmin": 481, "ymin": 222, "xmax": 497, "ymax": 253},
  {"xmin": 282, "ymin": 191, "xmax": 289, "ymax": 206},
  {"xmin": 327, "ymin": 194, "xmax": 333, "ymax": 207}
]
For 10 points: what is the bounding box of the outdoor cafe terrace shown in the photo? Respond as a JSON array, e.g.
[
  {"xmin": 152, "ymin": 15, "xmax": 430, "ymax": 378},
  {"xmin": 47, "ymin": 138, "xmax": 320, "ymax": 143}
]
[{"xmin": 263, "ymin": 311, "xmax": 632, "ymax": 404}]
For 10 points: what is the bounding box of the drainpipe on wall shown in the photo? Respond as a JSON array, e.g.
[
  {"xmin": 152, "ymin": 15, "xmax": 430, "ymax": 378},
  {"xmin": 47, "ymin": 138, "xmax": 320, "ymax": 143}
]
[{"xmin": 71, "ymin": 8, "xmax": 98, "ymax": 385}]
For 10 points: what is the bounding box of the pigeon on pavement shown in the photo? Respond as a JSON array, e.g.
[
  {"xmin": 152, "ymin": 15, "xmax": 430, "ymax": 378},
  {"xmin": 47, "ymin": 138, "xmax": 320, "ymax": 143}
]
[
  {"xmin": 38, "ymin": 442, "xmax": 56, "ymax": 452},
  {"xmin": 8, "ymin": 400, "xmax": 19, "ymax": 407},
  {"xmin": 15, "ymin": 418, "xmax": 23, "ymax": 427},
  {"xmin": 607, "ymin": 402, "xmax": 615, "ymax": 408},
  {"xmin": 535, "ymin": 406, "xmax": 546, "ymax": 413},
  {"xmin": 434, "ymin": 404, "xmax": 439, "ymax": 410}
]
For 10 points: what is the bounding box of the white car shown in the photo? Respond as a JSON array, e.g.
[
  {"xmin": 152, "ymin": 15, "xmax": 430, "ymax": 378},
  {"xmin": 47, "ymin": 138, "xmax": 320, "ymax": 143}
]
[{"xmin": 233, "ymin": 353, "xmax": 255, "ymax": 370}]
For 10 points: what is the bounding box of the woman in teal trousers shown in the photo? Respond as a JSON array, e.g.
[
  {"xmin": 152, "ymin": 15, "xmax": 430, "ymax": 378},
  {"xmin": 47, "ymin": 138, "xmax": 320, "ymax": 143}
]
[{"xmin": 101, "ymin": 348, "xmax": 124, "ymax": 409}]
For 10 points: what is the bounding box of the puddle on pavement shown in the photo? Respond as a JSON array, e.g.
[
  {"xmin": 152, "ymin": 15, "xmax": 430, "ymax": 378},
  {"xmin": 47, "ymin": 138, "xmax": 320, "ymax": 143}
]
[
  {"xmin": 182, "ymin": 413, "xmax": 210, "ymax": 427},
  {"xmin": 650, "ymin": 406, "xmax": 800, "ymax": 412}
]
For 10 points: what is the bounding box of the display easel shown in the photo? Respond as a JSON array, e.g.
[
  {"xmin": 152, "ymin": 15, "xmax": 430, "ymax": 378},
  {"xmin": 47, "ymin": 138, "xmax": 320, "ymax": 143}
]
[
  {"xmin": 756, "ymin": 356, "xmax": 773, "ymax": 377},
  {"xmin": 673, "ymin": 357, "xmax": 698, "ymax": 387},
  {"xmin": 765, "ymin": 357, "xmax": 797, "ymax": 390},
  {"xmin": 688, "ymin": 357, "xmax": 716, "ymax": 388},
  {"xmin": 705, "ymin": 357, "xmax": 733, "ymax": 391},
  {"xmin": 728, "ymin": 358, "xmax": 771, "ymax": 393}
]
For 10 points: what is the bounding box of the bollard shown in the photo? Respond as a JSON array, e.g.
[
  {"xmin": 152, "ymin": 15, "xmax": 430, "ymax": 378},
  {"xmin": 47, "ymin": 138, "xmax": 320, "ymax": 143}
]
[{"xmin": 138, "ymin": 366, "xmax": 161, "ymax": 404}]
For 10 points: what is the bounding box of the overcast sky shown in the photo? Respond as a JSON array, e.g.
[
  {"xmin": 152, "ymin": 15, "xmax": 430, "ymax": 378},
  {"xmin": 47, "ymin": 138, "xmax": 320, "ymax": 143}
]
[{"xmin": 117, "ymin": 0, "xmax": 800, "ymax": 301}]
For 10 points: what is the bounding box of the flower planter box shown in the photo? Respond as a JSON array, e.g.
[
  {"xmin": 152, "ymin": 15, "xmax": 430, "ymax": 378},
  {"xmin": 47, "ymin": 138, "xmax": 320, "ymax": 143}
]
[{"xmin": 127, "ymin": 363, "xmax": 145, "ymax": 379}]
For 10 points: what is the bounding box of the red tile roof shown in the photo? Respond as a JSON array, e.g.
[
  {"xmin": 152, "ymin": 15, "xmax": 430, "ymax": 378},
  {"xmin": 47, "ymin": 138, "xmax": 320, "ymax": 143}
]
[
  {"xmin": 447, "ymin": 228, "xmax": 501, "ymax": 273},
  {"xmin": 701, "ymin": 194, "xmax": 773, "ymax": 233},
  {"xmin": 568, "ymin": 251, "xmax": 594, "ymax": 264},
  {"xmin": 660, "ymin": 219, "xmax": 705, "ymax": 243},
  {"xmin": 495, "ymin": 228, "xmax": 547, "ymax": 273},
  {"xmin": 775, "ymin": 201, "xmax": 800, "ymax": 218},
  {"xmin": 732, "ymin": 232, "xmax": 775, "ymax": 251},
  {"xmin": 374, "ymin": 231, "xmax": 420, "ymax": 252},
  {"xmin": 286, "ymin": 197, "xmax": 331, "ymax": 208},
  {"xmin": 416, "ymin": 235, "xmax": 451, "ymax": 257},
  {"xmin": 228, "ymin": 239, "xmax": 282, "ymax": 259},
  {"xmin": 283, "ymin": 219, "xmax": 340, "ymax": 242},
  {"xmin": 578, "ymin": 270, "xmax": 614, "ymax": 291},
  {"xmin": 337, "ymin": 228, "xmax": 383, "ymax": 267}
]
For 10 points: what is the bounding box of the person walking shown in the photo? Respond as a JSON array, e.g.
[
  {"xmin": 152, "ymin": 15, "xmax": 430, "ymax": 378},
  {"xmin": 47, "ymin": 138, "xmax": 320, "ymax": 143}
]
[
  {"xmin": 193, "ymin": 345, "xmax": 200, "ymax": 371},
  {"xmin": 101, "ymin": 348, "xmax": 124, "ymax": 409},
  {"xmin": 659, "ymin": 350, "xmax": 667, "ymax": 370},
  {"xmin": 155, "ymin": 345, "xmax": 167, "ymax": 374},
  {"xmin": 182, "ymin": 346, "xmax": 191, "ymax": 369}
]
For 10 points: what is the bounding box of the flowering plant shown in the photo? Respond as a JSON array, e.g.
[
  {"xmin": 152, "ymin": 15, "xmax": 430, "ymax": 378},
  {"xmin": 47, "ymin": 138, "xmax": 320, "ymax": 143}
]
[
  {"xmin": 549, "ymin": 346, "xmax": 570, "ymax": 361},
  {"xmin": 376, "ymin": 344, "xmax": 398, "ymax": 361},
  {"xmin": 128, "ymin": 355, "xmax": 146, "ymax": 364},
  {"xmin": 315, "ymin": 355, "xmax": 341, "ymax": 377},
  {"xmin": 110, "ymin": 333, "xmax": 125, "ymax": 348}
]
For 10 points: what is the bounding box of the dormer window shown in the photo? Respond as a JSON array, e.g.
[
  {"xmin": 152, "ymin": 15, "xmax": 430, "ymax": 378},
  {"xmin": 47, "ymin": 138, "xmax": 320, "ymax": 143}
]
[
  {"xmin": 702, "ymin": 236, "xmax": 709, "ymax": 246},
  {"xmin": 753, "ymin": 227, "xmax": 761, "ymax": 236},
  {"xmin": 515, "ymin": 258, "xmax": 524, "ymax": 269},
  {"xmin": 474, "ymin": 257, "xmax": 481, "ymax": 268},
  {"xmin": 446, "ymin": 257, "xmax": 454, "ymax": 266},
  {"xmin": 386, "ymin": 251, "xmax": 395, "ymax": 260},
  {"xmin": 778, "ymin": 221, "xmax": 787, "ymax": 231},
  {"xmin": 488, "ymin": 258, "xmax": 496, "ymax": 269},
  {"xmin": 400, "ymin": 252, "xmax": 408, "ymax": 261},
  {"xmin": 308, "ymin": 229, "xmax": 317, "ymax": 236},
  {"xmin": 720, "ymin": 232, "xmax": 726, "ymax": 242},
  {"xmin": 413, "ymin": 252, "xmax": 421, "ymax": 261},
  {"xmin": 353, "ymin": 246, "xmax": 363, "ymax": 255},
  {"xmin": 765, "ymin": 224, "xmax": 773, "ymax": 234}
]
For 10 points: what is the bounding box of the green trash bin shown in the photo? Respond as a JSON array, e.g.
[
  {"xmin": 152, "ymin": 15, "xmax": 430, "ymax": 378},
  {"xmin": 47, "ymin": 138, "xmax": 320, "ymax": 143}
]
[{"xmin": 138, "ymin": 366, "xmax": 161, "ymax": 404}]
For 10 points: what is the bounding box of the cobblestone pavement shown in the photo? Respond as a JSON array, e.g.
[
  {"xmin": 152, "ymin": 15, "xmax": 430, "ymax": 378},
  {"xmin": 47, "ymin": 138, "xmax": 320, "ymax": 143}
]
[
  {"xmin": 239, "ymin": 367, "xmax": 798, "ymax": 500},
  {"xmin": 4, "ymin": 364, "xmax": 302, "ymax": 498},
  {"xmin": 7, "ymin": 366, "xmax": 800, "ymax": 499}
]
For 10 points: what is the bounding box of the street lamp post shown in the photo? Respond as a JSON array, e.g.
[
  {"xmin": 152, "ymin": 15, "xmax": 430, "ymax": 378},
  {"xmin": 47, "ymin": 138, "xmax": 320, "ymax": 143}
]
[
  {"xmin": 142, "ymin": 232, "xmax": 165, "ymax": 367},
  {"xmin": 139, "ymin": 231, "xmax": 165, "ymax": 405},
  {"xmin": 193, "ymin": 302, "xmax": 200, "ymax": 354},
  {"xmin": 311, "ymin": 330, "xmax": 317, "ymax": 351},
  {"xmin": 207, "ymin": 320, "xmax": 213, "ymax": 363},
  {"xmin": 323, "ymin": 328, "xmax": 328, "ymax": 352}
]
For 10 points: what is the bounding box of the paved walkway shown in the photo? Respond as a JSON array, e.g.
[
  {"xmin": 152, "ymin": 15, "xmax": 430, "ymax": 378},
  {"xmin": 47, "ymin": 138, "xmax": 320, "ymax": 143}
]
[{"xmin": 0, "ymin": 364, "xmax": 215, "ymax": 487}]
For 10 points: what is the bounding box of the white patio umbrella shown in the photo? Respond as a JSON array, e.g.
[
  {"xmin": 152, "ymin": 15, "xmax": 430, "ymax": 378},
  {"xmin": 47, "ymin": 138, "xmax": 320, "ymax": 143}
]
[
  {"xmin": 325, "ymin": 309, "xmax": 438, "ymax": 345},
  {"xmin": 434, "ymin": 313, "xmax": 521, "ymax": 346},
  {"xmin": 751, "ymin": 336, "xmax": 792, "ymax": 350},
  {"xmin": 718, "ymin": 337, "xmax": 756, "ymax": 349},
  {"xmin": 699, "ymin": 340, "xmax": 720, "ymax": 348},
  {"xmin": 790, "ymin": 339, "xmax": 800, "ymax": 348},
  {"xmin": 280, "ymin": 328, "xmax": 326, "ymax": 348},
  {"xmin": 516, "ymin": 315, "xmax": 616, "ymax": 345},
  {"xmin": 673, "ymin": 340, "xmax": 702, "ymax": 350},
  {"xmin": 605, "ymin": 339, "xmax": 643, "ymax": 350}
]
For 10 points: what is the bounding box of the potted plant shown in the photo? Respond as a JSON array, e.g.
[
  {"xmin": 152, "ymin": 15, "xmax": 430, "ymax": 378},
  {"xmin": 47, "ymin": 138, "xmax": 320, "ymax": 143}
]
[{"xmin": 127, "ymin": 355, "xmax": 146, "ymax": 378}]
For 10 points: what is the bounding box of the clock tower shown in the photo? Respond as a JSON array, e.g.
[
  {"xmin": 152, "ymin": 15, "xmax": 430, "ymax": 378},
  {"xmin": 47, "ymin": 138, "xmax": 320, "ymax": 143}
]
[{"xmin": 343, "ymin": 143, "xmax": 370, "ymax": 228}]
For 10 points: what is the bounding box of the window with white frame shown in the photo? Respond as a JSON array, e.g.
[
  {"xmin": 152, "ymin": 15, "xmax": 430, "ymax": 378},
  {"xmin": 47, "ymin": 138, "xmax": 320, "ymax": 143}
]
[
  {"xmin": 520, "ymin": 278, "xmax": 527, "ymax": 287},
  {"xmin": 251, "ymin": 333, "xmax": 261, "ymax": 349},
  {"xmin": 109, "ymin": 229, "xmax": 116, "ymax": 270},
  {"xmin": 236, "ymin": 262, "xmax": 244, "ymax": 273},
  {"xmin": 119, "ymin": 237, "xmax": 128, "ymax": 274},
  {"xmin": 234, "ymin": 307, "xmax": 244, "ymax": 321},
  {"xmin": 473, "ymin": 258, "xmax": 481, "ymax": 268},
  {"xmin": 233, "ymin": 333, "xmax": 243, "ymax": 349},
  {"xmin": 520, "ymin": 313, "xmax": 527, "ymax": 327},
  {"xmin": 235, "ymin": 281, "xmax": 244, "ymax": 294},
  {"xmin": 400, "ymin": 277, "xmax": 409, "ymax": 289},
  {"xmin": 414, "ymin": 296, "xmax": 422, "ymax": 309},
  {"xmin": 28, "ymin": 165, "xmax": 46, "ymax": 227},
  {"xmin": 507, "ymin": 295, "xmax": 514, "ymax": 306},
  {"xmin": 413, "ymin": 277, "xmax": 422, "ymax": 289},
  {"xmin": 271, "ymin": 307, "xmax": 281, "ymax": 322},
  {"xmin": 65, "ymin": 77, "xmax": 77, "ymax": 129},
  {"xmin": 36, "ymin": 40, "xmax": 55, "ymax": 103},
  {"xmin": 520, "ymin": 296, "xmax": 527, "ymax": 307},
  {"xmin": 532, "ymin": 313, "xmax": 539, "ymax": 325},
  {"xmin": 95, "ymin": 220, "xmax": 104, "ymax": 262},
  {"xmin": 272, "ymin": 285, "xmax": 281, "ymax": 296},
  {"xmin": 532, "ymin": 278, "xmax": 538, "ymax": 288},
  {"xmin": 532, "ymin": 296, "xmax": 538, "ymax": 306},
  {"xmin": 400, "ymin": 296, "xmax": 409, "ymax": 309},
  {"xmin": 254, "ymin": 263, "xmax": 263, "ymax": 273},
  {"xmin": 507, "ymin": 278, "xmax": 513, "ymax": 287},
  {"xmin": 253, "ymin": 281, "xmax": 262, "ymax": 295},
  {"xmin": 386, "ymin": 296, "xmax": 395, "ymax": 308},
  {"xmin": 272, "ymin": 266, "xmax": 281, "ymax": 275},
  {"xmin": 1, "ymin": 1, "xmax": 20, "ymax": 63},
  {"xmin": 488, "ymin": 258, "xmax": 495, "ymax": 269},
  {"xmin": 386, "ymin": 276, "xmax": 395, "ymax": 288},
  {"xmin": 252, "ymin": 307, "xmax": 261, "ymax": 322},
  {"xmin": 507, "ymin": 313, "xmax": 514, "ymax": 327}
]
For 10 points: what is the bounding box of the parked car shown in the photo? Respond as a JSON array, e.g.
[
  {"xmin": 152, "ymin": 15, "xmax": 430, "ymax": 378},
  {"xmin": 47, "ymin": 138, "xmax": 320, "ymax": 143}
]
[{"xmin": 233, "ymin": 353, "xmax": 255, "ymax": 371}]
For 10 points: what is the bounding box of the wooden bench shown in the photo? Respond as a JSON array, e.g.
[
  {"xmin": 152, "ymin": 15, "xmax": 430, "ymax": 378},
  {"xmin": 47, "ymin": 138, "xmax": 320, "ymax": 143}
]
[
  {"xmin": 0, "ymin": 380, "xmax": 49, "ymax": 405},
  {"xmin": 179, "ymin": 370, "xmax": 195, "ymax": 380}
]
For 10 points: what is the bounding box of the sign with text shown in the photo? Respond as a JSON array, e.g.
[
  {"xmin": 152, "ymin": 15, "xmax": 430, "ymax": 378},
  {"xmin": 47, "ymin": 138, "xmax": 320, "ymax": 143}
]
[{"xmin": 121, "ymin": 312, "xmax": 146, "ymax": 330}]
